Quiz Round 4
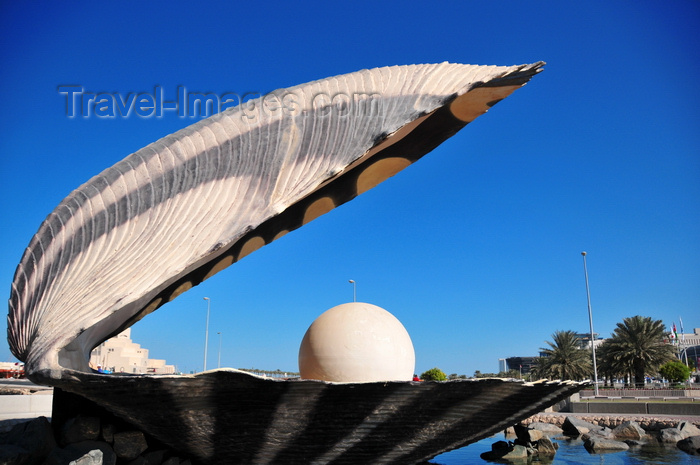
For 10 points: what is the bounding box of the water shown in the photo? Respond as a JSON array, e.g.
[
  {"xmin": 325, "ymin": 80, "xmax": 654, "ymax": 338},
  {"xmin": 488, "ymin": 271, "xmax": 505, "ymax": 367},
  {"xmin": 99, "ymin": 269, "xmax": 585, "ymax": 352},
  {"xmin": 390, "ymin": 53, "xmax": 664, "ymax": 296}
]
[{"xmin": 430, "ymin": 433, "xmax": 698, "ymax": 464}]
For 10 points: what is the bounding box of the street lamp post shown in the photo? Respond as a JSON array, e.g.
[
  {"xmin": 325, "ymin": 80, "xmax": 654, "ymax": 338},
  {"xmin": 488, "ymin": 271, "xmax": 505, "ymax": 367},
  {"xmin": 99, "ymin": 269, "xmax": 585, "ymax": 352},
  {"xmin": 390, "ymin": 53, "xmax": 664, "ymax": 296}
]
[
  {"xmin": 348, "ymin": 280, "xmax": 356, "ymax": 302},
  {"xmin": 203, "ymin": 297, "xmax": 210, "ymax": 372},
  {"xmin": 581, "ymin": 252, "xmax": 599, "ymax": 396},
  {"xmin": 217, "ymin": 331, "xmax": 222, "ymax": 369}
]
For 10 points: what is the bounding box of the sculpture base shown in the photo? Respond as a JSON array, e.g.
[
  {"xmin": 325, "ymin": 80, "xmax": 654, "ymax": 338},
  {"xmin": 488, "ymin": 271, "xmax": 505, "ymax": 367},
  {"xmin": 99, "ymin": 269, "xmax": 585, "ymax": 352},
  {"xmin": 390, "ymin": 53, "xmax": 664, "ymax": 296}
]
[{"xmin": 44, "ymin": 369, "xmax": 587, "ymax": 464}]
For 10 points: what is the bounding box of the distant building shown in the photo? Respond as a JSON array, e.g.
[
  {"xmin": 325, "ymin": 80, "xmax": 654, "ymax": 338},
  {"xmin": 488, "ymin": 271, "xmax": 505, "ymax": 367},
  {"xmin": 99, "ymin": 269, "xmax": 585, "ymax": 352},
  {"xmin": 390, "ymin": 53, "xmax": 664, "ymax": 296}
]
[
  {"xmin": 672, "ymin": 327, "xmax": 700, "ymax": 372},
  {"xmin": 503, "ymin": 357, "xmax": 536, "ymax": 375},
  {"xmin": 0, "ymin": 362, "xmax": 24, "ymax": 379},
  {"xmin": 668, "ymin": 327, "xmax": 700, "ymax": 346},
  {"xmin": 498, "ymin": 358, "xmax": 507, "ymax": 373},
  {"xmin": 90, "ymin": 328, "xmax": 176, "ymax": 374},
  {"xmin": 573, "ymin": 332, "xmax": 605, "ymax": 349}
]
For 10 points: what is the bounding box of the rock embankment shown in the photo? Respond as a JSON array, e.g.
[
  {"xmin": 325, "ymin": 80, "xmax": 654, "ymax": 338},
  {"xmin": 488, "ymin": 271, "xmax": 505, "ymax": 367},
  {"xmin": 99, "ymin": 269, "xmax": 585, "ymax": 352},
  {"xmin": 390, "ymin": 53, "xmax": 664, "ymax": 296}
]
[
  {"xmin": 0, "ymin": 416, "xmax": 195, "ymax": 465},
  {"xmin": 483, "ymin": 414, "xmax": 700, "ymax": 461},
  {"xmin": 510, "ymin": 414, "xmax": 700, "ymax": 457},
  {"xmin": 480, "ymin": 423, "xmax": 558, "ymax": 461},
  {"xmin": 522, "ymin": 412, "xmax": 685, "ymax": 431}
]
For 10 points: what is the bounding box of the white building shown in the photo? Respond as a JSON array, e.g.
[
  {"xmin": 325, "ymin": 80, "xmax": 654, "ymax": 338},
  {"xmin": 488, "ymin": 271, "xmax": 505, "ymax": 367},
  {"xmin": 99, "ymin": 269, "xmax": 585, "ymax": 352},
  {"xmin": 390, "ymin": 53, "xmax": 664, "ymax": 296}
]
[
  {"xmin": 90, "ymin": 328, "xmax": 176, "ymax": 374},
  {"xmin": 675, "ymin": 327, "xmax": 700, "ymax": 346},
  {"xmin": 675, "ymin": 328, "xmax": 700, "ymax": 372}
]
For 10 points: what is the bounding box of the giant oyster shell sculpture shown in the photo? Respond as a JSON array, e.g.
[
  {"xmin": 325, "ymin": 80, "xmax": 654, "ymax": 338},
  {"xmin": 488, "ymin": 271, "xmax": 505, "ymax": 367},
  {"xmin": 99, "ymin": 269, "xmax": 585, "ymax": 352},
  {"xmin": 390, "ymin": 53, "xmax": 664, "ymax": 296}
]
[{"xmin": 8, "ymin": 62, "xmax": 587, "ymax": 464}]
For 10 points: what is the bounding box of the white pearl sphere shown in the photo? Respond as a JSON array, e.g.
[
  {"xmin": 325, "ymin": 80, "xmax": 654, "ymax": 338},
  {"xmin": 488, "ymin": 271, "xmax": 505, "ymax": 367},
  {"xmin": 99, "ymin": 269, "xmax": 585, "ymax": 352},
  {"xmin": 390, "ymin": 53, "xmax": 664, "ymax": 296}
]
[{"xmin": 298, "ymin": 302, "xmax": 415, "ymax": 382}]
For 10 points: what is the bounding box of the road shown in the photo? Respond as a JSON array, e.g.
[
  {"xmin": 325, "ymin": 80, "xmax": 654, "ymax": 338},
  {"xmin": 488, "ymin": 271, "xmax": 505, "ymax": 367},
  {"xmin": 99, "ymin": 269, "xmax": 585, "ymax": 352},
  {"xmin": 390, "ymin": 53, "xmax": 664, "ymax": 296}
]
[{"xmin": 0, "ymin": 378, "xmax": 52, "ymax": 391}]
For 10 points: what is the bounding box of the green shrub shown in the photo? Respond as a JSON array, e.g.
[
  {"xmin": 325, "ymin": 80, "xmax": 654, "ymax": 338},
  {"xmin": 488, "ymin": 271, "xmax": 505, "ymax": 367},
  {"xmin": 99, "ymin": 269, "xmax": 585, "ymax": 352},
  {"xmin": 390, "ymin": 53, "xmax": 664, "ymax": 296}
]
[
  {"xmin": 659, "ymin": 361, "xmax": 691, "ymax": 384},
  {"xmin": 420, "ymin": 367, "xmax": 447, "ymax": 381}
]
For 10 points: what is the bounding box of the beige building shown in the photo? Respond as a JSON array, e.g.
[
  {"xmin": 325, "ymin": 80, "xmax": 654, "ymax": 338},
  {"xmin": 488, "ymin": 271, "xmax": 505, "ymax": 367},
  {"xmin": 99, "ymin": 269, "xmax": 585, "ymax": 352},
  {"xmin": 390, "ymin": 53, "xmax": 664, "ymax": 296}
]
[
  {"xmin": 90, "ymin": 328, "xmax": 176, "ymax": 374},
  {"xmin": 677, "ymin": 328, "xmax": 700, "ymax": 347}
]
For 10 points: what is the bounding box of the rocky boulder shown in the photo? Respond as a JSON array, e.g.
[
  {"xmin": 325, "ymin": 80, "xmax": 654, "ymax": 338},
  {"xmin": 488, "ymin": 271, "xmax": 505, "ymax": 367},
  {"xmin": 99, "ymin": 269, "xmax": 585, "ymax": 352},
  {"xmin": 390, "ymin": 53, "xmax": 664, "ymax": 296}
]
[
  {"xmin": 527, "ymin": 422, "xmax": 563, "ymax": 436},
  {"xmin": 72, "ymin": 450, "xmax": 104, "ymax": 465},
  {"xmin": 113, "ymin": 430, "xmax": 149, "ymax": 461},
  {"xmin": 0, "ymin": 416, "xmax": 56, "ymax": 464},
  {"xmin": 514, "ymin": 424, "xmax": 543, "ymax": 443},
  {"xmin": 101, "ymin": 422, "xmax": 116, "ymax": 444},
  {"xmin": 678, "ymin": 421, "xmax": 700, "ymax": 439},
  {"xmin": 492, "ymin": 425, "xmax": 559, "ymax": 460},
  {"xmin": 0, "ymin": 414, "xmax": 195, "ymax": 465},
  {"xmin": 480, "ymin": 441, "xmax": 528, "ymax": 461},
  {"xmin": 660, "ymin": 426, "xmax": 688, "ymax": 443},
  {"xmin": 658, "ymin": 421, "xmax": 700, "ymax": 444},
  {"xmin": 43, "ymin": 440, "xmax": 116, "ymax": 465},
  {"xmin": 612, "ymin": 421, "xmax": 646, "ymax": 440},
  {"xmin": 677, "ymin": 436, "xmax": 700, "ymax": 456},
  {"xmin": 562, "ymin": 416, "xmax": 607, "ymax": 436},
  {"xmin": 584, "ymin": 435, "xmax": 630, "ymax": 452},
  {"xmin": 536, "ymin": 436, "xmax": 558, "ymax": 456},
  {"xmin": 59, "ymin": 415, "xmax": 101, "ymax": 446}
]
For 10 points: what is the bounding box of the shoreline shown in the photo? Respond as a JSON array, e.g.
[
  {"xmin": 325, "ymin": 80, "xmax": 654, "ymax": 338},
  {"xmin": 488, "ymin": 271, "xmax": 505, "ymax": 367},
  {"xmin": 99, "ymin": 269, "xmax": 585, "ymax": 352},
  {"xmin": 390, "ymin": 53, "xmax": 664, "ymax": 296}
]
[{"xmin": 523, "ymin": 411, "xmax": 700, "ymax": 431}]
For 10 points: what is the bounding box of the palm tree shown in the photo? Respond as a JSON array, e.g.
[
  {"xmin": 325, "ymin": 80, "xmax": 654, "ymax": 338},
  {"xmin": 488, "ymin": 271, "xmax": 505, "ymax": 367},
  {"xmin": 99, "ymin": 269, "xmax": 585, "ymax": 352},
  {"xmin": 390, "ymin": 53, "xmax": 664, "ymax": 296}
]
[
  {"xmin": 533, "ymin": 330, "xmax": 592, "ymax": 381},
  {"xmin": 598, "ymin": 316, "xmax": 675, "ymax": 388},
  {"xmin": 529, "ymin": 357, "xmax": 547, "ymax": 380},
  {"xmin": 596, "ymin": 340, "xmax": 629, "ymax": 386}
]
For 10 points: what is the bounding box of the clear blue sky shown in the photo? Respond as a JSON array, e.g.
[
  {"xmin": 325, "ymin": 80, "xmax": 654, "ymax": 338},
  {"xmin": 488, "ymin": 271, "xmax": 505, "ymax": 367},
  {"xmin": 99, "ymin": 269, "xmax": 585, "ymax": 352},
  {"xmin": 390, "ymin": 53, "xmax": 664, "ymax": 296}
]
[{"xmin": 1, "ymin": 1, "xmax": 698, "ymax": 376}]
